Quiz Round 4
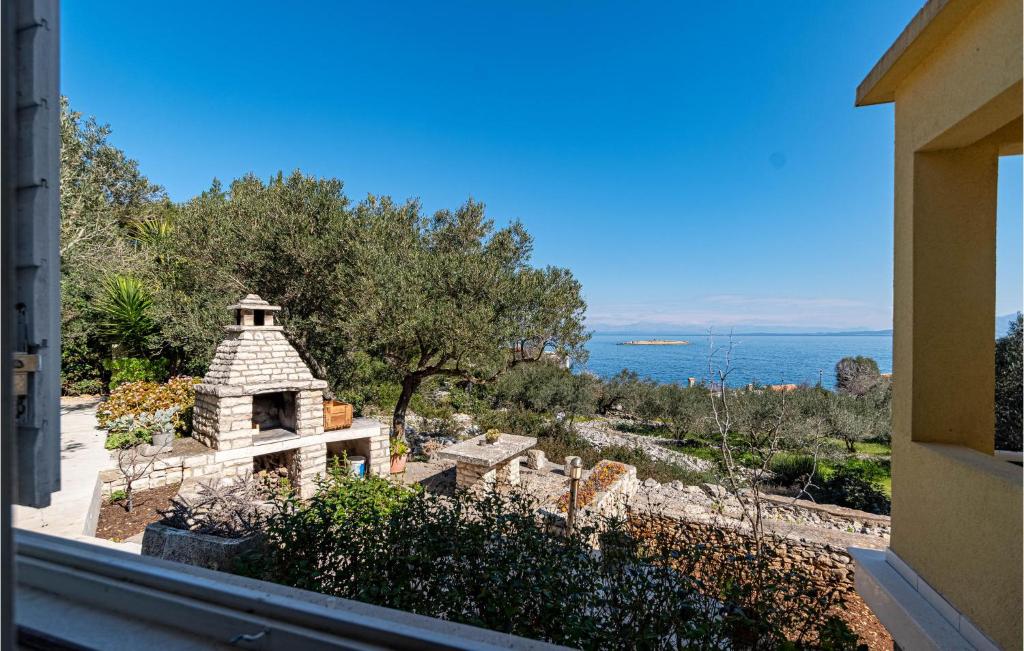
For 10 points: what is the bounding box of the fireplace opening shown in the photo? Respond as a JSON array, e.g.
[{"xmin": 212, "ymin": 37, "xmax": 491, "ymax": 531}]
[{"xmin": 252, "ymin": 391, "xmax": 297, "ymax": 434}]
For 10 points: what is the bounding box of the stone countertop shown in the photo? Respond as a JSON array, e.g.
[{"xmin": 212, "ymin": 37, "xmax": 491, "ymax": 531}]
[{"xmin": 438, "ymin": 434, "xmax": 537, "ymax": 467}]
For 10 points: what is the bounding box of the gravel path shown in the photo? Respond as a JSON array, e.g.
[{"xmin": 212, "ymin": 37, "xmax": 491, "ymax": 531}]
[{"xmin": 575, "ymin": 419, "xmax": 714, "ymax": 472}]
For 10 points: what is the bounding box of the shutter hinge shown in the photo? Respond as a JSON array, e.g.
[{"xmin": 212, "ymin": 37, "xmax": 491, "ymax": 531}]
[{"xmin": 13, "ymin": 352, "xmax": 39, "ymax": 396}]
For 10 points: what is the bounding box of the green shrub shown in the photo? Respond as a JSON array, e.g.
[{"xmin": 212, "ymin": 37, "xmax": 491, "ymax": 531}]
[
  {"xmin": 104, "ymin": 427, "xmax": 149, "ymax": 450},
  {"xmin": 98, "ymin": 376, "xmax": 199, "ymax": 437},
  {"xmin": 445, "ymin": 385, "xmax": 487, "ymax": 415},
  {"xmin": 409, "ymin": 391, "xmax": 454, "ymax": 421},
  {"xmin": 840, "ymin": 457, "xmax": 890, "ymax": 484},
  {"xmin": 477, "ymin": 406, "xmax": 552, "ymax": 439},
  {"xmin": 240, "ymin": 468, "xmax": 859, "ymax": 649},
  {"xmin": 109, "ymin": 489, "xmax": 127, "ymax": 504},
  {"xmin": 106, "ymin": 356, "xmax": 170, "ymax": 390},
  {"xmin": 102, "ymin": 407, "xmax": 178, "ymax": 449},
  {"xmin": 61, "ymin": 335, "xmax": 106, "ymax": 395},
  {"xmin": 812, "ymin": 466, "xmax": 890, "ymax": 515},
  {"xmin": 64, "ymin": 378, "xmax": 106, "ymax": 396},
  {"xmin": 770, "ymin": 453, "xmax": 817, "ymax": 488},
  {"xmin": 95, "ymin": 274, "xmax": 158, "ymax": 354}
]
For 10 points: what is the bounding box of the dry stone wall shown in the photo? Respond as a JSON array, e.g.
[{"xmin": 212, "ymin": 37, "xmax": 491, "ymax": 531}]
[{"xmin": 626, "ymin": 481, "xmax": 889, "ymax": 601}]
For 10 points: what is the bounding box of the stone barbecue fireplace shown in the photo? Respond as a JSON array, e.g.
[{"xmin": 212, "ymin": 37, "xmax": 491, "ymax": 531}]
[
  {"xmin": 192, "ymin": 294, "xmax": 327, "ymax": 451},
  {"xmin": 101, "ymin": 294, "xmax": 390, "ymax": 501}
]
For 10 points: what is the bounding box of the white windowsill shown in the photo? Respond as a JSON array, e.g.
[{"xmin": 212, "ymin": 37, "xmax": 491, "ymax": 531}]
[
  {"xmin": 849, "ymin": 547, "xmax": 999, "ymax": 651},
  {"xmin": 15, "ymin": 530, "xmax": 567, "ymax": 650}
]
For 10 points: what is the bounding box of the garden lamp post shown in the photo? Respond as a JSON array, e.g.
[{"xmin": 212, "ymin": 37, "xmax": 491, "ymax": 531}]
[{"xmin": 566, "ymin": 456, "xmax": 583, "ymax": 533}]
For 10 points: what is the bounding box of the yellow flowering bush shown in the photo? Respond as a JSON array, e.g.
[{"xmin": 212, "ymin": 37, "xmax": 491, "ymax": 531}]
[
  {"xmin": 556, "ymin": 460, "xmax": 628, "ymax": 512},
  {"xmin": 98, "ymin": 376, "xmax": 200, "ymax": 436}
]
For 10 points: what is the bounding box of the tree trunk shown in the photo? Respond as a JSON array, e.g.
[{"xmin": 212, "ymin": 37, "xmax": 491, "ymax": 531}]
[{"xmin": 392, "ymin": 375, "xmax": 421, "ymax": 441}]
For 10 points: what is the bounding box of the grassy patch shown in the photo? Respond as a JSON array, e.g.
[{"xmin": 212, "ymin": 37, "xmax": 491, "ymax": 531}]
[
  {"xmin": 817, "ymin": 457, "xmax": 892, "ymax": 498},
  {"xmin": 876, "ymin": 475, "xmax": 892, "ymax": 497},
  {"xmin": 664, "ymin": 439, "xmax": 721, "ymax": 462},
  {"xmin": 853, "ymin": 440, "xmax": 891, "ymax": 456}
]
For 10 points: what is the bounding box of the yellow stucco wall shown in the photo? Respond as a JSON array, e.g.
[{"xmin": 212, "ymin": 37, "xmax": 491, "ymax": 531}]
[{"xmin": 887, "ymin": 0, "xmax": 1023, "ymax": 647}]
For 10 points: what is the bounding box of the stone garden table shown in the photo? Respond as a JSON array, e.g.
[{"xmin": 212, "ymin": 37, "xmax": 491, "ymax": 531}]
[{"xmin": 439, "ymin": 434, "xmax": 537, "ymax": 492}]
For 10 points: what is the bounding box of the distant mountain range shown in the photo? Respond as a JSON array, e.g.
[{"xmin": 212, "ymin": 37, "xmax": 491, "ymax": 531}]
[
  {"xmin": 589, "ymin": 313, "xmax": 1021, "ymax": 337},
  {"xmin": 588, "ymin": 321, "xmax": 890, "ymax": 336}
]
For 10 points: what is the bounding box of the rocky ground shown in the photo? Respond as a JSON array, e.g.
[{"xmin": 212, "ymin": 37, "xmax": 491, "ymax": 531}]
[
  {"xmin": 396, "ymin": 410, "xmax": 716, "ymax": 474},
  {"xmin": 575, "ymin": 418, "xmax": 713, "ymax": 471},
  {"xmin": 631, "ymin": 476, "xmax": 890, "ymax": 540}
]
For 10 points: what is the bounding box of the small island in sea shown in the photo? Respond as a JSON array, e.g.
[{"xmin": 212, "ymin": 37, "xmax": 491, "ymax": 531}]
[{"xmin": 618, "ymin": 339, "xmax": 689, "ymax": 346}]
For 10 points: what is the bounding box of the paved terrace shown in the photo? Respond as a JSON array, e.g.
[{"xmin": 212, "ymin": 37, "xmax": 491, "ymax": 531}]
[{"xmin": 12, "ymin": 397, "xmax": 139, "ymax": 551}]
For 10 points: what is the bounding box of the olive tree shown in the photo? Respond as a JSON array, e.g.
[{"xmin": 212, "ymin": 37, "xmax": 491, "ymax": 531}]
[
  {"xmin": 339, "ymin": 197, "xmax": 588, "ymax": 439},
  {"xmin": 834, "ymin": 356, "xmax": 881, "ymax": 397},
  {"xmin": 156, "ymin": 172, "xmax": 353, "ymax": 378},
  {"xmin": 593, "ymin": 369, "xmax": 641, "ymax": 415}
]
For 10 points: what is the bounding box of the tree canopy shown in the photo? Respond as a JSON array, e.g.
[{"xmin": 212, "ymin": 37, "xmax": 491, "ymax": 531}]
[
  {"xmin": 834, "ymin": 356, "xmax": 881, "ymax": 397},
  {"xmin": 339, "ymin": 197, "xmax": 588, "ymax": 437},
  {"xmin": 995, "ymin": 313, "xmax": 1023, "ymax": 451},
  {"xmin": 58, "ymin": 98, "xmax": 589, "ymax": 436},
  {"xmin": 60, "ymin": 97, "xmax": 167, "ymax": 393}
]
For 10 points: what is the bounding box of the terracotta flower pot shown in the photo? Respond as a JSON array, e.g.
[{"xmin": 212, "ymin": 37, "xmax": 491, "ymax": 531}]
[{"xmin": 390, "ymin": 454, "xmax": 408, "ymax": 474}]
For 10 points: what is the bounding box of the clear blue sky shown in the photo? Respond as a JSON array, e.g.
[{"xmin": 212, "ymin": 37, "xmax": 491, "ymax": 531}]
[{"xmin": 62, "ymin": 1, "xmax": 1022, "ymax": 331}]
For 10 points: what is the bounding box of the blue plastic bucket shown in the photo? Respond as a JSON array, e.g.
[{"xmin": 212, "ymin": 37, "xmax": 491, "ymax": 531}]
[{"xmin": 348, "ymin": 455, "xmax": 367, "ymax": 478}]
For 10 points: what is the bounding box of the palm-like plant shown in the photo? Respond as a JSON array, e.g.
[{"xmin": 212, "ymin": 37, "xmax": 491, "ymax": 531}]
[
  {"xmin": 130, "ymin": 214, "xmax": 174, "ymax": 263},
  {"xmin": 95, "ymin": 274, "xmax": 157, "ymax": 354}
]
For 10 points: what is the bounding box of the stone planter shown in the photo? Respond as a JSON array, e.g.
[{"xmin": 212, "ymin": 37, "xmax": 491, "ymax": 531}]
[
  {"xmin": 141, "ymin": 522, "xmax": 260, "ymax": 572},
  {"xmin": 539, "ymin": 463, "xmax": 638, "ymax": 539}
]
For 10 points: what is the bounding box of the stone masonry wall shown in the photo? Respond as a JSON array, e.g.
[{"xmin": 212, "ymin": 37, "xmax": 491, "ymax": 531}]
[
  {"xmin": 758, "ymin": 493, "xmax": 891, "ymax": 537},
  {"xmin": 102, "ymin": 424, "xmax": 393, "ymax": 499},
  {"xmin": 100, "ymin": 453, "xmax": 252, "ymax": 496},
  {"xmin": 625, "ymin": 481, "xmax": 891, "ymax": 648},
  {"xmin": 540, "ymin": 464, "xmax": 638, "ymax": 537},
  {"xmin": 295, "ymin": 443, "xmax": 327, "ymax": 499},
  {"xmin": 193, "ymin": 393, "xmax": 255, "ymax": 450},
  {"xmin": 203, "ymin": 328, "xmax": 315, "ymax": 386},
  {"xmin": 456, "ymin": 462, "xmax": 497, "ymax": 492},
  {"xmin": 366, "ymin": 426, "xmax": 391, "ymax": 477},
  {"xmin": 295, "ymin": 390, "xmax": 325, "ymax": 437},
  {"xmin": 627, "ymin": 512, "xmax": 862, "ymax": 599}
]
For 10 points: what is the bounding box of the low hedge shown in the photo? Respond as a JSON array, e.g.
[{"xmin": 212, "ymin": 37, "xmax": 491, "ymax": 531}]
[{"xmin": 237, "ymin": 467, "xmax": 863, "ymax": 649}]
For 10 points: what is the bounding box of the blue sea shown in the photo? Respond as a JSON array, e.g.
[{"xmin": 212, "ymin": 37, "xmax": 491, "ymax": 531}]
[{"xmin": 582, "ymin": 333, "xmax": 893, "ymax": 390}]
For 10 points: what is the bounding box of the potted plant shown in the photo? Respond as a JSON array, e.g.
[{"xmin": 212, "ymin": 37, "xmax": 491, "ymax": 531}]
[
  {"xmin": 149, "ymin": 406, "xmax": 179, "ymax": 449},
  {"xmin": 390, "ymin": 437, "xmax": 409, "ymax": 474},
  {"xmin": 482, "ymin": 428, "xmax": 502, "ymax": 445}
]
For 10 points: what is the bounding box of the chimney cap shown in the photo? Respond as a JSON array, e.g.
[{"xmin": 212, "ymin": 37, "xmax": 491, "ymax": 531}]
[{"xmin": 227, "ymin": 294, "xmax": 282, "ymax": 312}]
